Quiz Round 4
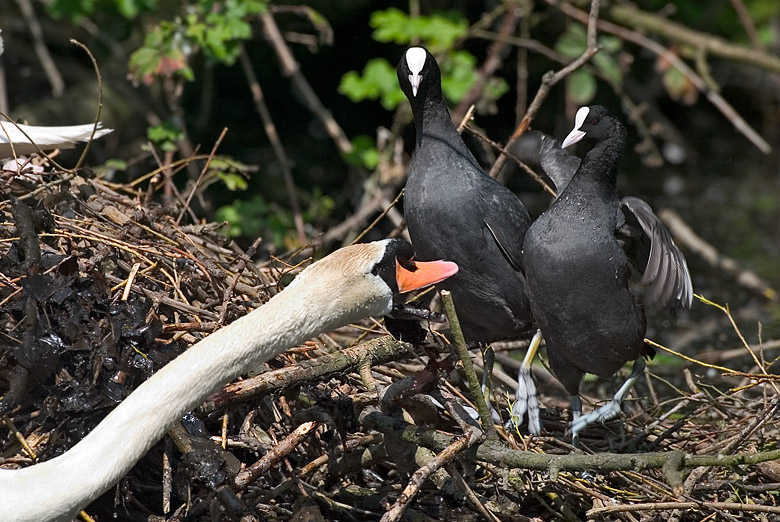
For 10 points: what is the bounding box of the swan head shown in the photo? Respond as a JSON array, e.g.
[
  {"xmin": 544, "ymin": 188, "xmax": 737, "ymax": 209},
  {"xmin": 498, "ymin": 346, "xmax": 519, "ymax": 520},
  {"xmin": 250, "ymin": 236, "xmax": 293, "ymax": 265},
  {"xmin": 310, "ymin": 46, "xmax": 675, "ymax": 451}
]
[{"xmin": 290, "ymin": 239, "xmax": 458, "ymax": 328}]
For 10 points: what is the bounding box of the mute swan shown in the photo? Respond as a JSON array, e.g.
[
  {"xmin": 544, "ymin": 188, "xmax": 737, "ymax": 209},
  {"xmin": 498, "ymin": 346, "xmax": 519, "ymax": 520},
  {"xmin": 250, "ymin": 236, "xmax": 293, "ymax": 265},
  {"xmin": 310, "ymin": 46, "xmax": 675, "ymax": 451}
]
[
  {"xmin": 0, "ymin": 121, "xmax": 112, "ymax": 158},
  {"xmin": 0, "ymin": 238, "xmax": 458, "ymax": 521}
]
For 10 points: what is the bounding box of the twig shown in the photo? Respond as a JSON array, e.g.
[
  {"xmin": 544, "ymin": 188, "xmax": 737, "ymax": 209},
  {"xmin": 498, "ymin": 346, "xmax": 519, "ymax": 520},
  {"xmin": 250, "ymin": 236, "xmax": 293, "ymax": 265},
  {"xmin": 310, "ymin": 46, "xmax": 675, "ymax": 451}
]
[
  {"xmin": 349, "ymin": 189, "xmax": 404, "ymax": 246},
  {"xmin": 588, "ymin": 501, "xmax": 780, "ymax": 516},
  {"xmin": 445, "ymin": 463, "xmax": 500, "ymax": 522},
  {"xmin": 553, "ymin": 0, "xmax": 772, "ymax": 154},
  {"xmin": 199, "ymin": 335, "xmax": 414, "ymax": 414},
  {"xmin": 440, "ymin": 290, "xmax": 496, "ymax": 440},
  {"xmin": 489, "ymin": 0, "xmax": 602, "ymax": 177},
  {"xmin": 658, "ymin": 208, "xmax": 776, "ymax": 300},
  {"xmin": 68, "ymin": 40, "xmax": 105, "ymax": 172},
  {"xmin": 238, "ymin": 46, "xmax": 306, "ymax": 245},
  {"xmin": 218, "ymin": 236, "xmax": 263, "ymax": 324},
  {"xmin": 234, "ymin": 421, "xmax": 319, "ymax": 488},
  {"xmin": 729, "ymin": 0, "xmax": 763, "ymax": 50},
  {"xmin": 360, "ymin": 410, "xmax": 780, "ymax": 472},
  {"xmin": 464, "ymin": 124, "xmax": 556, "ymax": 196},
  {"xmin": 14, "ymin": 0, "xmax": 64, "ymax": 97},
  {"xmin": 453, "ymin": 5, "xmax": 520, "ymax": 121},
  {"xmin": 609, "ymin": 3, "xmax": 780, "ymax": 75},
  {"xmin": 380, "ymin": 423, "xmax": 483, "ymax": 522},
  {"xmin": 260, "ymin": 11, "xmax": 353, "ymax": 154},
  {"xmin": 175, "ymin": 127, "xmax": 227, "ymax": 225}
]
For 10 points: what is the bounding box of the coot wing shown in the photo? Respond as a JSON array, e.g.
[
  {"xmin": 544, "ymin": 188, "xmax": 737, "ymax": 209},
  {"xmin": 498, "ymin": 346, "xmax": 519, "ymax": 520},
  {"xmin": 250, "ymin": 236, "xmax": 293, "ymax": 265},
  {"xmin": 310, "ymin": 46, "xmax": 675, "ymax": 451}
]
[{"xmin": 619, "ymin": 196, "xmax": 693, "ymax": 313}]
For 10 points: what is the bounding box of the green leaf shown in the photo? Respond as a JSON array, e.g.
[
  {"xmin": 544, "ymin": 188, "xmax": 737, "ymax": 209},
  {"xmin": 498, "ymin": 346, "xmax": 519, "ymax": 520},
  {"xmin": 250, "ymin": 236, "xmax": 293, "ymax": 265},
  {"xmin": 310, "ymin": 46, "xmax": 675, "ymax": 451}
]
[
  {"xmin": 418, "ymin": 13, "xmax": 468, "ymax": 51},
  {"xmin": 440, "ymin": 50, "xmax": 477, "ymax": 103},
  {"xmin": 369, "ymin": 8, "xmax": 467, "ymax": 52},
  {"xmin": 370, "ymin": 8, "xmax": 412, "ymax": 44},
  {"xmin": 663, "ymin": 66, "xmax": 688, "ymax": 99},
  {"xmin": 555, "ymin": 24, "xmax": 586, "ymax": 58},
  {"xmin": 147, "ymin": 122, "xmax": 184, "ymax": 151},
  {"xmin": 567, "ymin": 70, "xmax": 596, "ymax": 104},
  {"xmin": 592, "ymin": 52, "xmax": 622, "ymax": 88},
  {"xmin": 217, "ymin": 172, "xmax": 249, "ymax": 191},
  {"xmin": 338, "ymin": 58, "xmax": 404, "ymax": 110},
  {"xmin": 46, "ymin": 0, "xmax": 98, "ymax": 21},
  {"xmin": 343, "ymin": 135, "xmax": 379, "ymax": 170}
]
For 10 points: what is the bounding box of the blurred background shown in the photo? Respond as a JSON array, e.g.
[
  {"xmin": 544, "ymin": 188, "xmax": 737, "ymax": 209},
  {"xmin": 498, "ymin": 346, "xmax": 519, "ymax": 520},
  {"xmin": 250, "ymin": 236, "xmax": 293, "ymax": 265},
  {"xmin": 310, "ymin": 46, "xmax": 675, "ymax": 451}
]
[{"xmin": 1, "ymin": 0, "xmax": 778, "ymax": 357}]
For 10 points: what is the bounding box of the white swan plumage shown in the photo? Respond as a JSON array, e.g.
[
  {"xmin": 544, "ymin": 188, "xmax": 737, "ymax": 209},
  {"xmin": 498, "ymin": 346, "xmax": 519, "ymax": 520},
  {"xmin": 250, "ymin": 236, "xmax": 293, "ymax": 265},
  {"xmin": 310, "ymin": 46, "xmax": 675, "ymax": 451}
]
[
  {"xmin": 0, "ymin": 120, "xmax": 112, "ymax": 158},
  {"xmin": 0, "ymin": 238, "xmax": 457, "ymax": 521}
]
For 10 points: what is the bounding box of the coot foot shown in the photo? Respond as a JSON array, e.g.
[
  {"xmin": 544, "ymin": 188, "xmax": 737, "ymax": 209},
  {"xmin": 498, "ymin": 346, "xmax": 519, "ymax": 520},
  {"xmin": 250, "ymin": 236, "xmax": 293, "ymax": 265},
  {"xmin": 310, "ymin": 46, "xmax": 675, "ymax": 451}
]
[
  {"xmin": 569, "ymin": 358, "xmax": 646, "ymax": 446},
  {"xmin": 505, "ymin": 330, "xmax": 543, "ymax": 435}
]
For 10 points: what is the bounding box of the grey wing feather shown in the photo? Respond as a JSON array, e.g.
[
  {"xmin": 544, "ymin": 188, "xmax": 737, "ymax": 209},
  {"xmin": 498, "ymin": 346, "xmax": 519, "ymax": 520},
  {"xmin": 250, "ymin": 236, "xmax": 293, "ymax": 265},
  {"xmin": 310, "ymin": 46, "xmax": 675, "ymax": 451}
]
[{"xmin": 620, "ymin": 196, "xmax": 693, "ymax": 312}]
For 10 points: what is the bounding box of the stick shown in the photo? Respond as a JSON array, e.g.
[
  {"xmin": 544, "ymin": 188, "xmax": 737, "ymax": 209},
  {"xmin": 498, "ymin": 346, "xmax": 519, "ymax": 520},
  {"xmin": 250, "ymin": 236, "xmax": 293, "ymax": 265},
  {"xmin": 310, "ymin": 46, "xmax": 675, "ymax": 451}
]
[
  {"xmin": 440, "ymin": 290, "xmax": 496, "ymax": 440},
  {"xmin": 489, "ymin": 0, "xmax": 602, "ymax": 178}
]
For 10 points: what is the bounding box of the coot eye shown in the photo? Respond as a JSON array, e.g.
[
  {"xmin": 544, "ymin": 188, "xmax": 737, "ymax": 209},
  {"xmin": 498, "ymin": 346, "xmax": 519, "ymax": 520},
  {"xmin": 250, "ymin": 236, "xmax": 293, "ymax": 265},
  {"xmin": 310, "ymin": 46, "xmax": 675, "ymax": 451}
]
[{"xmin": 590, "ymin": 118, "xmax": 598, "ymax": 124}]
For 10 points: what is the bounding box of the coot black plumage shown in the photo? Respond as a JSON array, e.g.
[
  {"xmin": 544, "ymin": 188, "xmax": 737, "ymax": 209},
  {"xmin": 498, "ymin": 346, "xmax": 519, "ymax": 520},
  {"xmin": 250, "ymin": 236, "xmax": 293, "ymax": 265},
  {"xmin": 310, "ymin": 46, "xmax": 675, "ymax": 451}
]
[
  {"xmin": 520, "ymin": 106, "xmax": 692, "ymax": 443},
  {"xmin": 397, "ymin": 47, "xmax": 534, "ymax": 344},
  {"xmin": 398, "ymin": 47, "xmax": 540, "ymax": 432}
]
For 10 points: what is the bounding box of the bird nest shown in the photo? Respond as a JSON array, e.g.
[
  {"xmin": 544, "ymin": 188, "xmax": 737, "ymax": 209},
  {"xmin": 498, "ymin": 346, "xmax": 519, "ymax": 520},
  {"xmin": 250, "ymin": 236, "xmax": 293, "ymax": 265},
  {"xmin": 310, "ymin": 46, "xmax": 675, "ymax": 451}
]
[{"xmin": 1, "ymin": 164, "xmax": 779, "ymax": 521}]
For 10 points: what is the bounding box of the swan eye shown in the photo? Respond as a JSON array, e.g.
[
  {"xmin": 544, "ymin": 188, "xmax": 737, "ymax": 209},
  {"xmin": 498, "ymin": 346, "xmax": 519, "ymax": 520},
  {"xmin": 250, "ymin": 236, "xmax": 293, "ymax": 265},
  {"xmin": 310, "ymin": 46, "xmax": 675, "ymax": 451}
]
[{"xmin": 397, "ymin": 257, "xmax": 417, "ymax": 272}]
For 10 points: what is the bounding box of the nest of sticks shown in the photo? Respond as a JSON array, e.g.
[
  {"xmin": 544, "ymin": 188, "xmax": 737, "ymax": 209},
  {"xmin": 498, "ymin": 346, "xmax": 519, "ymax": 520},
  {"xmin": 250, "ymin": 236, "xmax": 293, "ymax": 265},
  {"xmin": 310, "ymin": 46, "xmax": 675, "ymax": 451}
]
[{"xmin": 1, "ymin": 163, "xmax": 779, "ymax": 522}]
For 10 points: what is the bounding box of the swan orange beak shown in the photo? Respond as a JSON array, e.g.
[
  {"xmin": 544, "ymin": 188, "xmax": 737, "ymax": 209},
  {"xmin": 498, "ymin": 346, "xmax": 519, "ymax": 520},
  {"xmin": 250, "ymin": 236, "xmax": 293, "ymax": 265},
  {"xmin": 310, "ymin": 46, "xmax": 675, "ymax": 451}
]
[{"xmin": 396, "ymin": 259, "xmax": 458, "ymax": 293}]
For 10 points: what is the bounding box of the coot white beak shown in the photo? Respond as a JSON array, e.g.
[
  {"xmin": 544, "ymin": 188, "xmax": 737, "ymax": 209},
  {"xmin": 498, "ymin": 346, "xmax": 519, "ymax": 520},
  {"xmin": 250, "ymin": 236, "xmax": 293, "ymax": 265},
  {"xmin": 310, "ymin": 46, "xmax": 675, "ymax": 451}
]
[
  {"xmin": 409, "ymin": 73, "xmax": 422, "ymax": 97},
  {"xmin": 561, "ymin": 106, "xmax": 590, "ymax": 148}
]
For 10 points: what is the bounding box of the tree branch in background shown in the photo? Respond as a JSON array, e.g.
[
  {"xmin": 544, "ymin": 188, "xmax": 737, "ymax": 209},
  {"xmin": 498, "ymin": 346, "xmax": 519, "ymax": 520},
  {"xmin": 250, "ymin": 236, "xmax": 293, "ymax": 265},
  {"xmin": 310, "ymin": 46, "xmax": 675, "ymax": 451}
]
[
  {"xmin": 658, "ymin": 208, "xmax": 776, "ymax": 301},
  {"xmin": 609, "ymin": 3, "xmax": 780, "ymax": 75},
  {"xmin": 239, "ymin": 46, "xmax": 306, "ymax": 245},
  {"xmin": 453, "ymin": 5, "xmax": 520, "ymax": 121},
  {"xmin": 489, "ymin": 0, "xmax": 602, "ymax": 178},
  {"xmin": 557, "ymin": 1, "xmax": 772, "ymax": 153},
  {"xmin": 261, "ymin": 10, "xmax": 353, "ymax": 155},
  {"xmin": 14, "ymin": 0, "xmax": 64, "ymax": 97},
  {"xmin": 592, "ymin": 0, "xmax": 780, "ymax": 154}
]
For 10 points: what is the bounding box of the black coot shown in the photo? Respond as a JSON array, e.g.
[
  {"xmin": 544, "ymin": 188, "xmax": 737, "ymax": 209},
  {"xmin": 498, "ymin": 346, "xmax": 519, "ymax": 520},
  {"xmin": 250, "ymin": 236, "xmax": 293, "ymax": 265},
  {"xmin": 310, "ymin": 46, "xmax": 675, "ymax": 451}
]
[
  {"xmin": 398, "ymin": 47, "xmax": 540, "ymax": 432},
  {"xmin": 520, "ymin": 106, "xmax": 692, "ymax": 444}
]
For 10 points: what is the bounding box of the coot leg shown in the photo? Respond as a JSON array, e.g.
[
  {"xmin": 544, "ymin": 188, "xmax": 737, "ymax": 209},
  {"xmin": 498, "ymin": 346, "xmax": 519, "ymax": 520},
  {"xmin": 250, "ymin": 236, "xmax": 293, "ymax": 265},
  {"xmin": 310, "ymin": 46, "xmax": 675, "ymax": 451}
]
[
  {"xmin": 569, "ymin": 358, "xmax": 646, "ymax": 445},
  {"xmin": 480, "ymin": 344, "xmax": 495, "ymax": 400},
  {"xmin": 570, "ymin": 395, "xmax": 583, "ymax": 447},
  {"xmin": 505, "ymin": 329, "xmax": 543, "ymax": 435}
]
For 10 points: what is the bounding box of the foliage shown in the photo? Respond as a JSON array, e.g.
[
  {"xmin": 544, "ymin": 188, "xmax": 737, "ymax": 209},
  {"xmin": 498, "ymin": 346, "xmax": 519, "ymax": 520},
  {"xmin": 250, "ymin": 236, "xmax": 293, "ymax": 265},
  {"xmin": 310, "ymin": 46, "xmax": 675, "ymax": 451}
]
[
  {"xmin": 216, "ymin": 189, "xmax": 334, "ymax": 249},
  {"xmin": 145, "ymin": 121, "xmax": 185, "ymax": 152},
  {"xmin": 343, "ymin": 135, "xmax": 380, "ymax": 170},
  {"xmin": 338, "ymin": 7, "xmax": 509, "ymax": 171},
  {"xmin": 555, "ymin": 23, "xmax": 622, "ymax": 104},
  {"xmin": 369, "ymin": 8, "xmax": 468, "ymax": 54},
  {"xmin": 129, "ymin": 1, "xmax": 266, "ymax": 84},
  {"xmin": 338, "ymin": 59, "xmax": 405, "ymax": 111},
  {"xmin": 47, "ymin": 0, "xmax": 157, "ymax": 21}
]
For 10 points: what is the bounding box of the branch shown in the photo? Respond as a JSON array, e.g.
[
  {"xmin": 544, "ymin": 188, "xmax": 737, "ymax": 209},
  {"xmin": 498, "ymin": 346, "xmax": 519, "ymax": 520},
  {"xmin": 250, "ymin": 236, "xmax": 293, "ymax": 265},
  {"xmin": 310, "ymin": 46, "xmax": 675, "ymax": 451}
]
[
  {"xmin": 239, "ymin": 46, "xmax": 306, "ymax": 245},
  {"xmin": 610, "ymin": 4, "xmax": 780, "ymax": 74},
  {"xmin": 489, "ymin": 0, "xmax": 602, "ymax": 177},
  {"xmin": 380, "ymin": 421, "xmax": 482, "ymax": 522},
  {"xmin": 199, "ymin": 335, "xmax": 414, "ymax": 415},
  {"xmin": 261, "ymin": 11, "xmax": 353, "ymax": 154},
  {"xmin": 234, "ymin": 421, "xmax": 319, "ymax": 488},
  {"xmin": 360, "ymin": 410, "xmax": 780, "ymax": 475},
  {"xmin": 441, "ymin": 290, "xmax": 496, "ymax": 439},
  {"xmin": 552, "ymin": 0, "xmax": 772, "ymax": 154},
  {"xmin": 589, "ymin": 501, "xmax": 780, "ymax": 516},
  {"xmin": 453, "ymin": 5, "xmax": 520, "ymax": 121},
  {"xmin": 658, "ymin": 208, "xmax": 776, "ymax": 300}
]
